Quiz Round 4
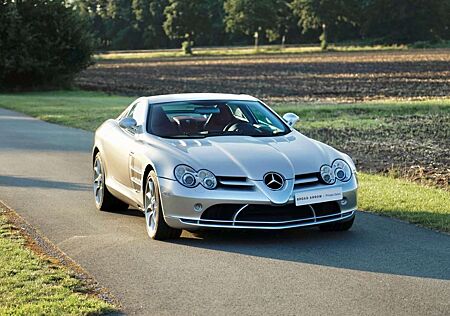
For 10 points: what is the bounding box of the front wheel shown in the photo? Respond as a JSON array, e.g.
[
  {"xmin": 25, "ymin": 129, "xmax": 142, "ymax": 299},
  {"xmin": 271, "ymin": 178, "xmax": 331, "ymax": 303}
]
[
  {"xmin": 93, "ymin": 153, "xmax": 128, "ymax": 212},
  {"xmin": 144, "ymin": 171, "xmax": 181, "ymax": 240}
]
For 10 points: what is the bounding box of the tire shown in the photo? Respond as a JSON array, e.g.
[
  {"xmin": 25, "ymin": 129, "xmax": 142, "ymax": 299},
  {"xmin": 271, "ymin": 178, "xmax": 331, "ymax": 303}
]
[
  {"xmin": 319, "ymin": 215, "xmax": 355, "ymax": 232},
  {"xmin": 93, "ymin": 153, "xmax": 128, "ymax": 212},
  {"xmin": 144, "ymin": 170, "xmax": 182, "ymax": 240}
]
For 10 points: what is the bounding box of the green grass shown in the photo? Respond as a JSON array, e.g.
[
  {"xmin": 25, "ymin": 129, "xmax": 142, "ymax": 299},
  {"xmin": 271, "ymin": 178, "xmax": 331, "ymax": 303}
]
[
  {"xmin": 0, "ymin": 214, "xmax": 115, "ymax": 315},
  {"xmin": 1, "ymin": 91, "xmax": 449, "ymax": 132},
  {"xmin": 0, "ymin": 90, "xmax": 134, "ymax": 131},
  {"xmin": 96, "ymin": 44, "xmax": 406, "ymax": 60},
  {"xmin": 0, "ymin": 90, "xmax": 448, "ymax": 232},
  {"xmin": 273, "ymin": 98, "xmax": 450, "ymax": 130},
  {"xmin": 359, "ymin": 173, "xmax": 450, "ymax": 233}
]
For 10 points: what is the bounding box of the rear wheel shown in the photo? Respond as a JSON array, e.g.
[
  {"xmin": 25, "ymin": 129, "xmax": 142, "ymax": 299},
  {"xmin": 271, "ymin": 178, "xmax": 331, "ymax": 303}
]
[
  {"xmin": 93, "ymin": 153, "xmax": 128, "ymax": 212},
  {"xmin": 144, "ymin": 171, "xmax": 181, "ymax": 240},
  {"xmin": 319, "ymin": 215, "xmax": 355, "ymax": 232}
]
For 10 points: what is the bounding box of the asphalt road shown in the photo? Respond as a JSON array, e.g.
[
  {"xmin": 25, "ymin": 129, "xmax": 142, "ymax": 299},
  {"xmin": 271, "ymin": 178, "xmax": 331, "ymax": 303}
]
[{"xmin": 0, "ymin": 108, "xmax": 449, "ymax": 315}]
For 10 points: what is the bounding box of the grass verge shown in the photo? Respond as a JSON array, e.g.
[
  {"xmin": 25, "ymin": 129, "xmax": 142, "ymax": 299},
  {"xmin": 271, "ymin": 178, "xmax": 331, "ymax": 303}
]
[
  {"xmin": 0, "ymin": 205, "xmax": 116, "ymax": 315},
  {"xmin": 1, "ymin": 90, "xmax": 448, "ymax": 132},
  {"xmin": 359, "ymin": 173, "xmax": 449, "ymax": 233},
  {"xmin": 0, "ymin": 90, "xmax": 133, "ymax": 131},
  {"xmin": 0, "ymin": 90, "xmax": 448, "ymax": 233}
]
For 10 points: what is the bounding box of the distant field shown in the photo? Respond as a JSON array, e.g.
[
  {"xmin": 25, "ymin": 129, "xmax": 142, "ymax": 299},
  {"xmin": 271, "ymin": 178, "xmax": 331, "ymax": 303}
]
[
  {"xmin": 95, "ymin": 44, "xmax": 407, "ymax": 60},
  {"xmin": 77, "ymin": 49, "xmax": 450, "ymax": 102}
]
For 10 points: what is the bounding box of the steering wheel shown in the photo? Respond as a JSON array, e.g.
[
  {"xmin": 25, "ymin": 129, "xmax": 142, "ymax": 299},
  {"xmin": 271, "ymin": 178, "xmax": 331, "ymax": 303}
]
[
  {"xmin": 223, "ymin": 122, "xmax": 263, "ymax": 134},
  {"xmin": 223, "ymin": 122, "xmax": 238, "ymax": 131}
]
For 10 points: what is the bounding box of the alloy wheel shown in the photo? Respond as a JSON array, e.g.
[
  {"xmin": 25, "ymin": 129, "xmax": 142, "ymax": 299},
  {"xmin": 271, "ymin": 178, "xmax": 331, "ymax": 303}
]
[
  {"xmin": 145, "ymin": 178, "xmax": 158, "ymax": 236},
  {"xmin": 93, "ymin": 157, "xmax": 104, "ymax": 206}
]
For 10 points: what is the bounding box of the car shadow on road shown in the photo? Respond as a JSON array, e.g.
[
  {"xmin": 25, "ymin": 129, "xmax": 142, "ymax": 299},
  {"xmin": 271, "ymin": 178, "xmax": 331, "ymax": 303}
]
[
  {"xmin": 109, "ymin": 207, "xmax": 144, "ymax": 217},
  {"xmin": 173, "ymin": 212, "xmax": 450, "ymax": 281},
  {"xmin": 0, "ymin": 175, "xmax": 89, "ymax": 191}
]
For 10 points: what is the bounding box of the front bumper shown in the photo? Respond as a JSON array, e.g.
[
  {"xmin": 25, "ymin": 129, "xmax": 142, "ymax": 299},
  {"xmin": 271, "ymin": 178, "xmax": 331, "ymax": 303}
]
[{"xmin": 159, "ymin": 176, "xmax": 357, "ymax": 230}]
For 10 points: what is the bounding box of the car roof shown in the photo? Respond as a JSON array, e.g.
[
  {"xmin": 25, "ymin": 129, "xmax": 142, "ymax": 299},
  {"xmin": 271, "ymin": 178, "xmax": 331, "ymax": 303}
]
[{"xmin": 144, "ymin": 93, "xmax": 259, "ymax": 104}]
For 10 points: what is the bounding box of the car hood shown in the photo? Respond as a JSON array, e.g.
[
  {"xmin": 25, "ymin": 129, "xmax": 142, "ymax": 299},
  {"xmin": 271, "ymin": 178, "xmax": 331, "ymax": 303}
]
[{"xmin": 148, "ymin": 131, "xmax": 346, "ymax": 180}]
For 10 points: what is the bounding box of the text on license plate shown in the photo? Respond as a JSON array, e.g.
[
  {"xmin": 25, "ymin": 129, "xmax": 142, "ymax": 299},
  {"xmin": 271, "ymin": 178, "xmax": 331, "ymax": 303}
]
[{"xmin": 295, "ymin": 187, "xmax": 343, "ymax": 206}]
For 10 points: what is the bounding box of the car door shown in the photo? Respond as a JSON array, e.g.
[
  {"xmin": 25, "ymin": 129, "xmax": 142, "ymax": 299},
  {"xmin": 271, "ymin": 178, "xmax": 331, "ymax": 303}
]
[
  {"xmin": 127, "ymin": 100, "xmax": 148, "ymax": 194},
  {"xmin": 102, "ymin": 100, "xmax": 140, "ymax": 190}
]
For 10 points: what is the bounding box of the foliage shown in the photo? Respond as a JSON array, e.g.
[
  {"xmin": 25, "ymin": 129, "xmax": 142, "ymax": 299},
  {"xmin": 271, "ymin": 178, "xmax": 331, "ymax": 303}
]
[
  {"xmin": 163, "ymin": 0, "xmax": 211, "ymax": 46},
  {"xmin": 362, "ymin": 0, "xmax": 450, "ymax": 43},
  {"xmin": 73, "ymin": 0, "xmax": 450, "ymax": 50},
  {"xmin": 291, "ymin": 0, "xmax": 362, "ymax": 42},
  {"xmin": 133, "ymin": 0, "xmax": 169, "ymax": 48},
  {"xmin": 224, "ymin": 0, "xmax": 290, "ymax": 43},
  {"xmin": 182, "ymin": 40, "xmax": 194, "ymax": 55},
  {"xmin": 0, "ymin": 0, "xmax": 94, "ymax": 89}
]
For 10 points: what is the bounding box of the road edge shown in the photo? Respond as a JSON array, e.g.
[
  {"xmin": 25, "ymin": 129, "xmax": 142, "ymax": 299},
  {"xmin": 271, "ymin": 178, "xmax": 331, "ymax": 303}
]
[{"xmin": 0, "ymin": 199, "xmax": 122, "ymax": 313}]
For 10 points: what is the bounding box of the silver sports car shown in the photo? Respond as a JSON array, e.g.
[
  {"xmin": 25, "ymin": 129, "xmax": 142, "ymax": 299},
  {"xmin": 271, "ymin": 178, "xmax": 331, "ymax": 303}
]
[{"xmin": 93, "ymin": 93, "xmax": 357, "ymax": 240}]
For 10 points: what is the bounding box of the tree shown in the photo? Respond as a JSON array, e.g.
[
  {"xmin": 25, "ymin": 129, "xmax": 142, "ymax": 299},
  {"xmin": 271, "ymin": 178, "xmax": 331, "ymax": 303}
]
[
  {"xmin": 163, "ymin": 0, "xmax": 212, "ymax": 51},
  {"xmin": 204, "ymin": 0, "xmax": 226, "ymax": 46},
  {"xmin": 291, "ymin": 0, "xmax": 362, "ymax": 42},
  {"xmin": 132, "ymin": 0, "xmax": 169, "ymax": 48},
  {"xmin": 224, "ymin": 0, "xmax": 288, "ymax": 43},
  {"xmin": 0, "ymin": 0, "xmax": 94, "ymax": 89},
  {"xmin": 361, "ymin": 0, "xmax": 450, "ymax": 43}
]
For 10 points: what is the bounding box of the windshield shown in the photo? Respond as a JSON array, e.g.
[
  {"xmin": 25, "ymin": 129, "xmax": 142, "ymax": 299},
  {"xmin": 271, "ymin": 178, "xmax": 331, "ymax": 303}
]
[{"xmin": 147, "ymin": 100, "xmax": 290, "ymax": 138}]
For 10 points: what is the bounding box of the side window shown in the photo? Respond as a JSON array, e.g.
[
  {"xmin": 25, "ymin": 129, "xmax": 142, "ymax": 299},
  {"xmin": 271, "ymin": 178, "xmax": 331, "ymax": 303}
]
[
  {"xmin": 125, "ymin": 103, "xmax": 138, "ymax": 119},
  {"xmin": 118, "ymin": 101, "xmax": 139, "ymax": 133},
  {"xmin": 132, "ymin": 100, "xmax": 147, "ymax": 127},
  {"xmin": 252, "ymin": 107, "xmax": 274, "ymax": 126},
  {"xmin": 117, "ymin": 102, "xmax": 138, "ymax": 121}
]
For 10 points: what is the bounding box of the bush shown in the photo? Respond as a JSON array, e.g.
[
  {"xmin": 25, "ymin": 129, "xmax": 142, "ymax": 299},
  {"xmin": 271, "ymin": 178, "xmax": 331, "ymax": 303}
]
[
  {"xmin": 181, "ymin": 40, "xmax": 193, "ymax": 55},
  {"xmin": 0, "ymin": 0, "xmax": 94, "ymax": 89},
  {"xmin": 410, "ymin": 40, "xmax": 450, "ymax": 49}
]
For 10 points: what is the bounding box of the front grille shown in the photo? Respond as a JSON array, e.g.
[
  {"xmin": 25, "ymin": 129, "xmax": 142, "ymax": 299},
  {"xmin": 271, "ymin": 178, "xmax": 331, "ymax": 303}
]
[
  {"xmin": 294, "ymin": 173, "xmax": 320, "ymax": 189},
  {"xmin": 216, "ymin": 176, "xmax": 254, "ymax": 190},
  {"xmin": 235, "ymin": 204, "xmax": 313, "ymax": 222},
  {"xmin": 200, "ymin": 204, "xmax": 241, "ymax": 220},
  {"xmin": 215, "ymin": 173, "xmax": 321, "ymax": 190},
  {"xmin": 313, "ymin": 201, "xmax": 341, "ymax": 217},
  {"xmin": 190, "ymin": 201, "xmax": 344, "ymax": 228}
]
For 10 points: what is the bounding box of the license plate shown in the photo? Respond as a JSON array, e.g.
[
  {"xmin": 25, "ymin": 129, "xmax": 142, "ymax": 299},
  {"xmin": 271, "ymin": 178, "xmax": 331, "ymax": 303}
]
[{"xmin": 295, "ymin": 187, "xmax": 343, "ymax": 206}]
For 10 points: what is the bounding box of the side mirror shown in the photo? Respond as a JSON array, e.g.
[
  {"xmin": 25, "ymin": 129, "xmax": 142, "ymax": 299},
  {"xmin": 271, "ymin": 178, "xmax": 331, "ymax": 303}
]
[
  {"xmin": 282, "ymin": 113, "xmax": 299, "ymax": 127},
  {"xmin": 119, "ymin": 117, "xmax": 137, "ymax": 129}
]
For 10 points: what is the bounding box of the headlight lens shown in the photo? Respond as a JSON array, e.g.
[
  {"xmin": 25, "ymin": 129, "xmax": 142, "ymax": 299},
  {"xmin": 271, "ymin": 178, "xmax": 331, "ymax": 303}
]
[
  {"xmin": 174, "ymin": 165, "xmax": 197, "ymax": 187},
  {"xmin": 174, "ymin": 165, "xmax": 217, "ymax": 189},
  {"xmin": 320, "ymin": 164, "xmax": 336, "ymax": 184},
  {"xmin": 198, "ymin": 169, "xmax": 217, "ymax": 189},
  {"xmin": 320, "ymin": 159, "xmax": 352, "ymax": 184},
  {"xmin": 332, "ymin": 159, "xmax": 352, "ymax": 182}
]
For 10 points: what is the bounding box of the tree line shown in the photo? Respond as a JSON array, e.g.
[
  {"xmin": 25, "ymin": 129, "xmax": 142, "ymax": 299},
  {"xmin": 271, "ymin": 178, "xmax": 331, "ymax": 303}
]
[
  {"xmin": 1, "ymin": 0, "xmax": 449, "ymax": 89},
  {"xmin": 75, "ymin": 0, "xmax": 450, "ymax": 50}
]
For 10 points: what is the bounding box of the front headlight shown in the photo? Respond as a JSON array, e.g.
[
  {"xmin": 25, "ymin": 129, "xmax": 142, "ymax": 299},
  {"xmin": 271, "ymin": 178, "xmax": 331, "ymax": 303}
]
[
  {"xmin": 197, "ymin": 169, "xmax": 218, "ymax": 189},
  {"xmin": 332, "ymin": 159, "xmax": 352, "ymax": 182},
  {"xmin": 320, "ymin": 159, "xmax": 352, "ymax": 184},
  {"xmin": 320, "ymin": 164, "xmax": 336, "ymax": 184},
  {"xmin": 174, "ymin": 165, "xmax": 217, "ymax": 189}
]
